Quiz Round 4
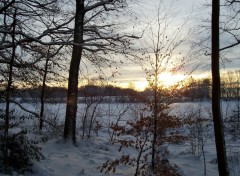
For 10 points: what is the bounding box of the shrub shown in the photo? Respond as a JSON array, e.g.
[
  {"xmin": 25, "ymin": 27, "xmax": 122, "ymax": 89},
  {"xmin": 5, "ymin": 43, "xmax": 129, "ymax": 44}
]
[{"xmin": 0, "ymin": 110, "xmax": 44, "ymax": 174}]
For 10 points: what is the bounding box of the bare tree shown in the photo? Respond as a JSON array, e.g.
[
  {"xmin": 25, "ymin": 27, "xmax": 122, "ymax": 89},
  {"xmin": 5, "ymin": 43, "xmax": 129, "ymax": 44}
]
[
  {"xmin": 219, "ymin": 1, "xmax": 240, "ymax": 51},
  {"xmin": 211, "ymin": 0, "xmax": 229, "ymax": 175},
  {"xmin": 38, "ymin": 45, "xmax": 66, "ymax": 131},
  {"xmin": 221, "ymin": 70, "xmax": 240, "ymax": 139},
  {"xmin": 0, "ymin": 0, "xmax": 69, "ymax": 133},
  {"xmin": 133, "ymin": 1, "xmax": 190, "ymax": 172},
  {"xmin": 192, "ymin": 0, "xmax": 240, "ymax": 58},
  {"xmin": 106, "ymin": 101, "xmax": 131, "ymax": 141},
  {"xmin": 79, "ymin": 78, "xmax": 105, "ymax": 139},
  {"xmin": 3, "ymin": 7, "xmax": 17, "ymax": 168},
  {"xmin": 63, "ymin": 0, "xmax": 138, "ymax": 144},
  {"xmin": 0, "ymin": 0, "xmax": 67, "ymax": 169}
]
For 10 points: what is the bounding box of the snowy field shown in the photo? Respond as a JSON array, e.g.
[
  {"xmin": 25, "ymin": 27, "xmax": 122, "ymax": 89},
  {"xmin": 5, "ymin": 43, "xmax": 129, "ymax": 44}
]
[{"xmin": 1, "ymin": 101, "xmax": 240, "ymax": 176}]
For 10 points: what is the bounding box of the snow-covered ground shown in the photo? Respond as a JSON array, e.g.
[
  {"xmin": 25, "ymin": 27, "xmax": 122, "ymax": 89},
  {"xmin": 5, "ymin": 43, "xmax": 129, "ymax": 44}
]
[
  {"xmin": 1, "ymin": 101, "xmax": 240, "ymax": 176},
  {"xmin": 30, "ymin": 137, "xmax": 216, "ymax": 176}
]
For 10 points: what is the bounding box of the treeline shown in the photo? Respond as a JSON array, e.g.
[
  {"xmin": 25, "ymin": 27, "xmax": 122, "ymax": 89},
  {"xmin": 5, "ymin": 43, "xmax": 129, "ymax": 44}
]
[
  {"xmin": 3, "ymin": 72, "xmax": 240, "ymax": 103},
  {"xmin": 4, "ymin": 80, "xmax": 210, "ymax": 103},
  {"xmin": 181, "ymin": 78, "xmax": 211, "ymax": 101},
  {"xmin": 221, "ymin": 70, "xmax": 240, "ymax": 100},
  {"xmin": 180, "ymin": 71, "xmax": 240, "ymax": 101},
  {"xmin": 4, "ymin": 85, "xmax": 140, "ymax": 103}
]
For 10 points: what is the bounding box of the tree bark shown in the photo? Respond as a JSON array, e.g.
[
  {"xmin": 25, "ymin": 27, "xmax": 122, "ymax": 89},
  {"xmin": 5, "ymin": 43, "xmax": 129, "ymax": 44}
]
[
  {"xmin": 39, "ymin": 49, "xmax": 50, "ymax": 131},
  {"xmin": 63, "ymin": 0, "xmax": 85, "ymax": 144},
  {"xmin": 211, "ymin": 0, "xmax": 229, "ymax": 175}
]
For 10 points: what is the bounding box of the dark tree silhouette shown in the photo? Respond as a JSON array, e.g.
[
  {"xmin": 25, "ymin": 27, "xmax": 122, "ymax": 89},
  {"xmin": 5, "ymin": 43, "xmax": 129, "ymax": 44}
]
[
  {"xmin": 211, "ymin": 0, "xmax": 229, "ymax": 175},
  {"xmin": 220, "ymin": 0, "xmax": 240, "ymax": 51},
  {"xmin": 63, "ymin": 0, "xmax": 84, "ymax": 144},
  {"xmin": 0, "ymin": 0, "xmax": 64, "ymax": 169},
  {"xmin": 3, "ymin": 8, "xmax": 17, "ymax": 168},
  {"xmin": 63, "ymin": 0, "xmax": 137, "ymax": 144}
]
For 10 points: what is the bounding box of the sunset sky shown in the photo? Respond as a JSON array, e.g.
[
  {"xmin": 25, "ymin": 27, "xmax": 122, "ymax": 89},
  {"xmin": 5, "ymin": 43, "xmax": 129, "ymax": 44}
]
[
  {"xmin": 107, "ymin": 0, "xmax": 240, "ymax": 91},
  {"xmin": 66, "ymin": 0, "xmax": 240, "ymax": 92},
  {"xmin": 111, "ymin": 0, "xmax": 209, "ymax": 91}
]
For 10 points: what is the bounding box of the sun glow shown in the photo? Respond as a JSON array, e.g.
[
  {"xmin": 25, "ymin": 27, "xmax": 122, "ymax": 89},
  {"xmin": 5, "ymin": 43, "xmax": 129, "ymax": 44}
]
[
  {"xmin": 135, "ymin": 81, "xmax": 148, "ymax": 91},
  {"xmin": 130, "ymin": 73, "xmax": 186, "ymax": 91},
  {"xmin": 158, "ymin": 72, "xmax": 186, "ymax": 88}
]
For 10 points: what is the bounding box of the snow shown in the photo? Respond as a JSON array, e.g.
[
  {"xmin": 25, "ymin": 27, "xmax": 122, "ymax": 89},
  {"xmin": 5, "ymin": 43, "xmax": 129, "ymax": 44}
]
[
  {"xmin": 29, "ymin": 137, "xmax": 222, "ymax": 176},
  {"xmin": 1, "ymin": 101, "xmax": 240, "ymax": 176},
  {"xmin": 31, "ymin": 137, "xmax": 135, "ymax": 176},
  {"xmin": 29, "ymin": 139, "xmax": 218, "ymax": 176},
  {"xmin": 167, "ymin": 142, "xmax": 218, "ymax": 176}
]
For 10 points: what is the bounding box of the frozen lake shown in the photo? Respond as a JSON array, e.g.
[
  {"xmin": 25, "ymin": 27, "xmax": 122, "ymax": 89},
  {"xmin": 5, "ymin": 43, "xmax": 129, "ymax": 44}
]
[{"xmin": 1, "ymin": 100, "xmax": 240, "ymax": 175}]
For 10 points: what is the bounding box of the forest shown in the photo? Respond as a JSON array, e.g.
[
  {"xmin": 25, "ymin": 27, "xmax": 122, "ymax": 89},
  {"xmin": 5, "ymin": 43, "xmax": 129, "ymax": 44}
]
[{"xmin": 0, "ymin": 0, "xmax": 240, "ymax": 175}]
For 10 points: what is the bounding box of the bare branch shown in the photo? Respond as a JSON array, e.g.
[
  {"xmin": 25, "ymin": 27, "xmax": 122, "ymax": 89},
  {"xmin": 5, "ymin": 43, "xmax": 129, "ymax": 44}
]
[
  {"xmin": 10, "ymin": 100, "xmax": 56, "ymax": 127},
  {"xmin": 85, "ymin": 0, "xmax": 114, "ymax": 13},
  {"xmin": 220, "ymin": 40, "xmax": 240, "ymax": 51},
  {"xmin": 0, "ymin": 0, "xmax": 15, "ymax": 14}
]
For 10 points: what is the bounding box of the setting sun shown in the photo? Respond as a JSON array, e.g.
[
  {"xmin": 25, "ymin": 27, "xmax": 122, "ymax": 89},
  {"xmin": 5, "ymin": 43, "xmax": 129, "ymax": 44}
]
[
  {"xmin": 130, "ymin": 73, "xmax": 186, "ymax": 91},
  {"xmin": 135, "ymin": 81, "xmax": 148, "ymax": 91},
  {"xmin": 158, "ymin": 72, "xmax": 186, "ymax": 88}
]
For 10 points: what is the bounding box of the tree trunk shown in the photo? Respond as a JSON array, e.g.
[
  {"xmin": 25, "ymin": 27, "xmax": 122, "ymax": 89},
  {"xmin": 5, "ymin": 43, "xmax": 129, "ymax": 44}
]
[
  {"xmin": 63, "ymin": 0, "xmax": 85, "ymax": 144},
  {"xmin": 211, "ymin": 0, "xmax": 229, "ymax": 175},
  {"xmin": 151, "ymin": 57, "xmax": 159, "ymax": 172},
  {"xmin": 4, "ymin": 8, "xmax": 17, "ymax": 169},
  {"xmin": 39, "ymin": 49, "xmax": 50, "ymax": 131}
]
